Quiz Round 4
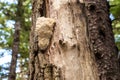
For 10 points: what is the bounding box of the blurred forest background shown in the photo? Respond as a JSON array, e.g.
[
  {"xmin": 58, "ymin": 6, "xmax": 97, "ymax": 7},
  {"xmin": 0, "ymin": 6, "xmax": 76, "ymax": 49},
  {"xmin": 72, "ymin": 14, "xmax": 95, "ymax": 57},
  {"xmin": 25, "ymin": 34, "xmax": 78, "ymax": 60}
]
[{"xmin": 0, "ymin": 0, "xmax": 120, "ymax": 80}]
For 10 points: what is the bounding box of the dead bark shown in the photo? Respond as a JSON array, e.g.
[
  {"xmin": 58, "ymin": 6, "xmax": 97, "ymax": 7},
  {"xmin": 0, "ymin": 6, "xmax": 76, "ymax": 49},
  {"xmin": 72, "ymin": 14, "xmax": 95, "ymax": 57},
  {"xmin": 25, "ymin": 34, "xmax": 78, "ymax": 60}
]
[{"xmin": 29, "ymin": 0, "xmax": 120, "ymax": 80}]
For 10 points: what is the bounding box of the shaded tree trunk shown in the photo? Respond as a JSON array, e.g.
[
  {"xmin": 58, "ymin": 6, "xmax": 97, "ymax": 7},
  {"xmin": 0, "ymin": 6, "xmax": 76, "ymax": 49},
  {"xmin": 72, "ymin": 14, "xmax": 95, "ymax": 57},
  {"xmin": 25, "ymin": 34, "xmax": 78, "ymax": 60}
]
[
  {"xmin": 29, "ymin": 0, "xmax": 120, "ymax": 80},
  {"xmin": 8, "ymin": 0, "xmax": 23, "ymax": 80},
  {"xmin": 8, "ymin": 21, "xmax": 20, "ymax": 80}
]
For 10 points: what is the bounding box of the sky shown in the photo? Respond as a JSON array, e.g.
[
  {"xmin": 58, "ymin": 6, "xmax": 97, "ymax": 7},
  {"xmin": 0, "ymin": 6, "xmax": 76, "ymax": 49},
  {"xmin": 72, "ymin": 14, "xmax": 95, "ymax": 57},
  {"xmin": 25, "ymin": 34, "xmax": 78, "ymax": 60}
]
[
  {"xmin": 0, "ymin": 0, "xmax": 17, "ymax": 4},
  {"xmin": 0, "ymin": 49, "xmax": 11, "ymax": 64},
  {"xmin": 0, "ymin": 20, "xmax": 15, "ymax": 66}
]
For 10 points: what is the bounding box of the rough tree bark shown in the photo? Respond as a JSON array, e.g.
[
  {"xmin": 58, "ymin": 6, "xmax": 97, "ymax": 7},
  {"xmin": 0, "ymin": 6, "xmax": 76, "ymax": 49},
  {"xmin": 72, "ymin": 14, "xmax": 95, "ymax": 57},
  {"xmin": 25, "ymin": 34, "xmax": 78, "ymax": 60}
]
[{"xmin": 29, "ymin": 0, "xmax": 120, "ymax": 80}]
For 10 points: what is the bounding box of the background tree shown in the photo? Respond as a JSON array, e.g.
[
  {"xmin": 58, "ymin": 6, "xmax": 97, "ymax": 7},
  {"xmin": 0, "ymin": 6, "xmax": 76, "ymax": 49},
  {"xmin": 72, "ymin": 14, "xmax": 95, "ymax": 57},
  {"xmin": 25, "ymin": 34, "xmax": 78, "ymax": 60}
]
[
  {"xmin": 29, "ymin": 0, "xmax": 120, "ymax": 80},
  {"xmin": 0, "ymin": 0, "xmax": 31, "ymax": 80}
]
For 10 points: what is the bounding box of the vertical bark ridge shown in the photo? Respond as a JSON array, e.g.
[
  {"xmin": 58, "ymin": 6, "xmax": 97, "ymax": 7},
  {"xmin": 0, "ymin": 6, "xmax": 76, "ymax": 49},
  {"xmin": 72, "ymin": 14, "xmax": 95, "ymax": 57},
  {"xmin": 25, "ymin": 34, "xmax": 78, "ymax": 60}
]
[
  {"xmin": 29, "ymin": 0, "xmax": 44, "ymax": 79},
  {"xmin": 85, "ymin": 0, "xmax": 120, "ymax": 80}
]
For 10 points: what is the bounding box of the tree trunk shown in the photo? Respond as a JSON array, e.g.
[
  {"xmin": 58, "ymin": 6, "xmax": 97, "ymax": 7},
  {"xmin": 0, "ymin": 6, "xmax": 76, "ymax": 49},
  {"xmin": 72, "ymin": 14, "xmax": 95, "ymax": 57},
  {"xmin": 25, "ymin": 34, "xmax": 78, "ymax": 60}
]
[
  {"xmin": 29, "ymin": 0, "xmax": 120, "ymax": 80},
  {"xmin": 8, "ymin": 0, "xmax": 23, "ymax": 80},
  {"xmin": 8, "ymin": 21, "xmax": 20, "ymax": 80}
]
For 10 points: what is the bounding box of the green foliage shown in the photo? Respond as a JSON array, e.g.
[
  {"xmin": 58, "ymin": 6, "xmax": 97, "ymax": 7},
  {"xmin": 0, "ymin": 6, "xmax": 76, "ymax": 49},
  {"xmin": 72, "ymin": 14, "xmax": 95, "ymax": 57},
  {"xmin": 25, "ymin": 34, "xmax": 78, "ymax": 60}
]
[
  {"xmin": 110, "ymin": 0, "xmax": 120, "ymax": 18},
  {"xmin": 109, "ymin": 0, "xmax": 120, "ymax": 50},
  {"xmin": 0, "ymin": 27, "xmax": 14, "ymax": 48}
]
